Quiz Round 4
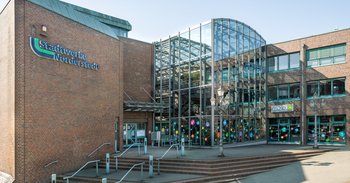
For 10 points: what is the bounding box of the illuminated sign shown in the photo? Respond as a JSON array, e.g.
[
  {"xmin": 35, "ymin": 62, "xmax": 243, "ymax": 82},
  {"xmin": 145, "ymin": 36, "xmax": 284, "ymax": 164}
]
[
  {"xmin": 271, "ymin": 104, "xmax": 294, "ymax": 113},
  {"xmin": 29, "ymin": 37, "xmax": 99, "ymax": 71}
]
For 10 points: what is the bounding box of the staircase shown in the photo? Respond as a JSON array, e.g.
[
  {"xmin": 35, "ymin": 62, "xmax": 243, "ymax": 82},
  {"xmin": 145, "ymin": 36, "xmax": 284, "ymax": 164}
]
[
  {"xmin": 102, "ymin": 149, "xmax": 330, "ymax": 182},
  {"xmin": 55, "ymin": 149, "xmax": 332, "ymax": 183}
]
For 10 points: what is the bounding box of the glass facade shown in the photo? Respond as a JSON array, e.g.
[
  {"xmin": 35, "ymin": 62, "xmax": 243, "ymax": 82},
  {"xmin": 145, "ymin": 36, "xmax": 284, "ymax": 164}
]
[
  {"xmin": 307, "ymin": 115, "xmax": 346, "ymax": 144},
  {"xmin": 154, "ymin": 19, "xmax": 267, "ymax": 146},
  {"xmin": 268, "ymin": 118, "xmax": 301, "ymax": 143}
]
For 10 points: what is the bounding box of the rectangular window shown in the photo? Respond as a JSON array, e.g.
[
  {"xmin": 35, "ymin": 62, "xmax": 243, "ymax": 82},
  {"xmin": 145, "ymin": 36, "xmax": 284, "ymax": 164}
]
[
  {"xmin": 268, "ymin": 52, "xmax": 300, "ymax": 72},
  {"xmin": 268, "ymin": 57, "xmax": 277, "ymax": 72},
  {"xmin": 289, "ymin": 84, "xmax": 300, "ymax": 99},
  {"xmin": 278, "ymin": 85, "xmax": 288, "ymax": 99},
  {"xmin": 268, "ymin": 83, "xmax": 300, "ymax": 101},
  {"xmin": 307, "ymin": 81, "xmax": 318, "ymax": 97},
  {"xmin": 307, "ymin": 78, "xmax": 345, "ymax": 98},
  {"xmin": 319, "ymin": 80, "xmax": 332, "ymax": 96},
  {"xmin": 268, "ymin": 86, "xmax": 278, "ymax": 101},
  {"xmin": 278, "ymin": 55, "xmax": 288, "ymax": 70},
  {"xmin": 289, "ymin": 53, "xmax": 300, "ymax": 69},
  {"xmin": 307, "ymin": 44, "xmax": 346, "ymax": 67},
  {"xmin": 307, "ymin": 115, "xmax": 346, "ymax": 144},
  {"xmin": 333, "ymin": 78, "xmax": 345, "ymax": 95}
]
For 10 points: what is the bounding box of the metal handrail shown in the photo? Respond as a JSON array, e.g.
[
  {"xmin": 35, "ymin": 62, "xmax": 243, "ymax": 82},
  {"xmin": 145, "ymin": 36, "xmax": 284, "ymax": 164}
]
[
  {"xmin": 44, "ymin": 160, "xmax": 58, "ymax": 168},
  {"xmin": 114, "ymin": 143, "xmax": 141, "ymax": 171},
  {"xmin": 88, "ymin": 142, "xmax": 111, "ymax": 157},
  {"xmin": 156, "ymin": 143, "xmax": 179, "ymax": 175},
  {"xmin": 63, "ymin": 160, "xmax": 100, "ymax": 183},
  {"xmin": 116, "ymin": 162, "xmax": 145, "ymax": 183}
]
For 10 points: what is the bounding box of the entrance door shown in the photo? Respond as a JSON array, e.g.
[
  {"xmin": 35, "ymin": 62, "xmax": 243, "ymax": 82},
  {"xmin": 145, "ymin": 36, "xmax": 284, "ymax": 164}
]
[{"xmin": 123, "ymin": 122, "xmax": 147, "ymax": 147}]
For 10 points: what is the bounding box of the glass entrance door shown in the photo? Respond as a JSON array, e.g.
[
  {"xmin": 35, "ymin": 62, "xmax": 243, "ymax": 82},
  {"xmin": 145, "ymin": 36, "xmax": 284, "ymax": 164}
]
[{"xmin": 123, "ymin": 122, "xmax": 147, "ymax": 147}]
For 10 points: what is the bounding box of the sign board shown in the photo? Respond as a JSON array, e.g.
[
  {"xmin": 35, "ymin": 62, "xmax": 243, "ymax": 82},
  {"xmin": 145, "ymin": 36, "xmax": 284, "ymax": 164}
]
[
  {"xmin": 29, "ymin": 36, "xmax": 99, "ymax": 71},
  {"xmin": 136, "ymin": 130, "xmax": 145, "ymax": 137},
  {"xmin": 271, "ymin": 104, "xmax": 294, "ymax": 113}
]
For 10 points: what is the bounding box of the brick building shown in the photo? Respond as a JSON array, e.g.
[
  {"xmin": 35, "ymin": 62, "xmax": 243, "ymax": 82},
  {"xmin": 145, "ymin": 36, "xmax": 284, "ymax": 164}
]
[
  {"xmin": 0, "ymin": 0, "xmax": 349, "ymax": 182},
  {"xmin": 0, "ymin": 0, "xmax": 156, "ymax": 182}
]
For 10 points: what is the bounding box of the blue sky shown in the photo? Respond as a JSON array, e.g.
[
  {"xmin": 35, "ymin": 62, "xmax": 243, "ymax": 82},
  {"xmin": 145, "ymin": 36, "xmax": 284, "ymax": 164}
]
[{"xmin": 1, "ymin": 0, "xmax": 350, "ymax": 43}]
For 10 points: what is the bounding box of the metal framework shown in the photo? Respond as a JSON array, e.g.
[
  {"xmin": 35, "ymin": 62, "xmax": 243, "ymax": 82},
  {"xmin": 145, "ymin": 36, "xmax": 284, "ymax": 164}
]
[{"xmin": 153, "ymin": 18, "xmax": 267, "ymax": 146}]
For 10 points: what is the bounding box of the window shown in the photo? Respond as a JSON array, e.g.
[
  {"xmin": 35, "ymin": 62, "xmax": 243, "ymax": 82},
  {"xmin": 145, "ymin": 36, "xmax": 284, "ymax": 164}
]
[
  {"xmin": 307, "ymin": 115, "xmax": 346, "ymax": 144},
  {"xmin": 278, "ymin": 55, "xmax": 288, "ymax": 70},
  {"xmin": 307, "ymin": 44, "xmax": 346, "ymax": 67},
  {"xmin": 333, "ymin": 78, "xmax": 345, "ymax": 95},
  {"xmin": 289, "ymin": 53, "xmax": 300, "ymax": 69},
  {"xmin": 268, "ymin": 86, "xmax": 277, "ymax": 101},
  {"xmin": 268, "ymin": 83, "xmax": 300, "ymax": 101},
  {"xmin": 268, "ymin": 52, "xmax": 300, "ymax": 72},
  {"xmin": 289, "ymin": 84, "xmax": 300, "ymax": 99},
  {"xmin": 268, "ymin": 117, "xmax": 301, "ymax": 143},
  {"xmin": 319, "ymin": 80, "xmax": 331, "ymax": 96},
  {"xmin": 278, "ymin": 85, "xmax": 288, "ymax": 99},
  {"xmin": 307, "ymin": 78, "xmax": 346, "ymax": 98},
  {"xmin": 268, "ymin": 57, "xmax": 277, "ymax": 72},
  {"xmin": 307, "ymin": 81, "xmax": 318, "ymax": 97}
]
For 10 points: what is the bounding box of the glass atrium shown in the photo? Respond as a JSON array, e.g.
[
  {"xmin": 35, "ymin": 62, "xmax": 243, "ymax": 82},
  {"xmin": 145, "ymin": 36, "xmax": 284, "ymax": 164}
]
[{"xmin": 153, "ymin": 18, "xmax": 267, "ymax": 146}]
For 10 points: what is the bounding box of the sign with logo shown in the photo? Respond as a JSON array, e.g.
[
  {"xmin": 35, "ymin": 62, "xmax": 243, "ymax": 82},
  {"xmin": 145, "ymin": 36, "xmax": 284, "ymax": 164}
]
[
  {"xmin": 271, "ymin": 104, "xmax": 294, "ymax": 113},
  {"xmin": 29, "ymin": 37, "xmax": 99, "ymax": 71}
]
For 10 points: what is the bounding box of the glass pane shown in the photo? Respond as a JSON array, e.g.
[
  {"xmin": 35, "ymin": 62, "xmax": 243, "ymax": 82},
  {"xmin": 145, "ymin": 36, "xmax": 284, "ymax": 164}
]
[
  {"xmin": 307, "ymin": 81, "xmax": 318, "ymax": 97},
  {"xmin": 334, "ymin": 55, "xmax": 345, "ymax": 63},
  {"xmin": 268, "ymin": 57, "xmax": 277, "ymax": 72},
  {"xmin": 319, "ymin": 47, "xmax": 331, "ymax": 58},
  {"xmin": 307, "ymin": 60, "xmax": 318, "ymax": 67},
  {"xmin": 289, "ymin": 84, "xmax": 300, "ymax": 98},
  {"xmin": 333, "ymin": 44, "xmax": 346, "ymax": 56},
  {"xmin": 319, "ymin": 80, "xmax": 331, "ymax": 96},
  {"xmin": 333, "ymin": 79, "xmax": 345, "ymax": 95},
  {"xmin": 307, "ymin": 49, "xmax": 319, "ymax": 60},
  {"xmin": 278, "ymin": 55, "xmax": 288, "ymax": 70},
  {"xmin": 319, "ymin": 57, "xmax": 332, "ymax": 65},
  {"xmin": 289, "ymin": 53, "xmax": 300, "ymax": 68},
  {"xmin": 278, "ymin": 85, "xmax": 288, "ymax": 99},
  {"xmin": 268, "ymin": 86, "xmax": 277, "ymax": 101},
  {"xmin": 332, "ymin": 123, "xmax": 346, "ymax": 144},
  {"xmin": 190, "ymin": 27, "xmax": 201, "ymax": 57},
  {"xmin": 320, "ymin": 116, "xmax": 331, "ymax": 123},
  {"xmin": 201, "ymin": 23, "xmax": 212, "ymax": 56},
  {"xmin": 307, "ymin": 124, "xmax": 315, "ymax": 143},
  {"xmin": 290, "ymin": 118, "xmax": 301, "ymax": 143},
  {"xmin": 334, "ymin": 115, "xmax": 345, "ymax": 122},
  {"xmin": 319, "ymin": 123, "xmax": 331, "ymax": 143},
  {"xmin": 269, "ymin": 125, "xmax": 279, "ymax": 141}
]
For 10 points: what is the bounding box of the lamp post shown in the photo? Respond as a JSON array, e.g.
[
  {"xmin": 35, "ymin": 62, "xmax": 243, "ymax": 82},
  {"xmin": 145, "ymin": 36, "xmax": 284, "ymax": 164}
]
[
  {"xmin": 312, "ymin": 91, "xmax": 318, "ymax": 149},
  {"xmin": 217, "ymin": 87, "xmax": 225, "ymax": 157}
]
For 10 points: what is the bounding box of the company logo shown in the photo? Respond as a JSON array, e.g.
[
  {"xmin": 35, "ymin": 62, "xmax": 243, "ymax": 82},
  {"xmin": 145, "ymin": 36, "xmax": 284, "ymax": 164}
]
[
  {"xmin": 29, "ymin": 37, "xmax": 99, "ymax": 71},
  {"xmin": 271, "ymin": 104, "xmax": 294, "ymax": 113}
]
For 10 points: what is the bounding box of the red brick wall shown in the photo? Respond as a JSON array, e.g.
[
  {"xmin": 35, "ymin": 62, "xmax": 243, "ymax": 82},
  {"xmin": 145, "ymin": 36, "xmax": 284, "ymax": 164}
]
[
  {"xmin": 15, "ymin": 1, "xmax": 124, "ymax": 182},
  {"xmin": 0, "ymin": 0, "xmax": 15, "ymax": 177},
  {"xmin": 121, "ymin": 37, "xmax": 154, "ymax": 145},
  {"xmin": 267, "ymin": 29, "xmax": 350, "ymax": 144}
]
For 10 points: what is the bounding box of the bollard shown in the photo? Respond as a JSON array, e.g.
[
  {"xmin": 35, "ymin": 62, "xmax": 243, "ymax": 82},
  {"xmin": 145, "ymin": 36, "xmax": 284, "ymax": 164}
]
[
  {"xmin": 181, "ymin": 138, "xmax": 185, "ymax": 156},
  {"xmin": 102, "ymin": 178, "xmax": 107, "ymax": 183},
  {"xmin": 149, "ymin": 155, "xmax": 153, "ymax": 177},
  {"xmin": 115, "ymin": 157, "xmax": 118, "ymax": 172},
  {"xmin": 138, "ymin": 143, "xmax": 141, "ymax": 156},
  {"xmin": 144, "ymin": 138, "xmax": 148, "ymax": 154},
  {"xmin": 105, "ymin": 153, "xmax": 110, "ymax": 174},
  {"xmin": 51, "ymin": 174, "xmax": 56, "ymax": 183}
]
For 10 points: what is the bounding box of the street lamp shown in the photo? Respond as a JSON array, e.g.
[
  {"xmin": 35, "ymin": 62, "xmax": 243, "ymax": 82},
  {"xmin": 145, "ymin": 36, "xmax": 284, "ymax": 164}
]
[
  {"xmin": 312, "ymin": 91, "xmax": 319, "ymax": 149},
  {"xmin": 217, "ymin": 87, "xmax": 225, "ymax": 157}
]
